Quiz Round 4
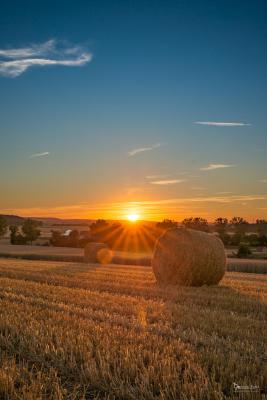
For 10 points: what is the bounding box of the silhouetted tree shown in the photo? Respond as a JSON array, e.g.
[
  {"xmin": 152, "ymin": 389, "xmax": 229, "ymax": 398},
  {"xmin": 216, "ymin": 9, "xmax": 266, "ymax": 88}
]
[
  {"xmin": 0, "ymin": 216, "xmax": 7, "ymax": 238},
  {"xmin": 22, "ymin": 219, "xmax": 41, "ymax": 245},
  {"xmin": 214, "ymin": 217, "xmax": 228, "ymax": 233},
  {"xmin": 230, "ymin": 217, "xmax": 249, "ymax": 235},
  {"xmin": 90, "ymin": 219, "xmax": 111, "ymax": 243},
  {"xmin": 182, "ymin": 217, "xmax": 209, "ymax": 232},
  {"xmin": 258, "ymin": 235, "xmax": 267, "ymax": 246},
  {"xmin": 9, "ymin": 225, "xmax": 27, "ymax": 245},
  {"xmin": 256, "ymin": 219, "xmax": 267, "ymax": 235},
  {"xmin": 219, "ymin": 232, "xmax": 231, "ymax": 246},
  {"xmin": 9, "ymin": 226, "xmax": 18, "ymax": 244},
  {"xmin": 50, "ymin": 230, "xmax": 62, "ymax": 246},
  {"xmin": 68, "ymin": 230, "xmax": 80, "ymax": 247},
  {"xmin": 236, "ymin": 243, "xmax": 252, "ymax": 258},
  {"xmin": 230, "ymin": 233, "xmax": 243, "ymax": 246},
  {"xmin": 245, "ymin": 233, "xmax": 259, "ymax": 246}
]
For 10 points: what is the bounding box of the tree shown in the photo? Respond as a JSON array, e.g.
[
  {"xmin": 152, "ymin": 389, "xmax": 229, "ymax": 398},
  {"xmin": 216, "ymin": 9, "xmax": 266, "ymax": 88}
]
[
  {"xmin": 50, "ymin": 230, "xmax": 62, "ymax": 246},
  {"xmin": 68, "ymin": 230, "xmax": 80, "ymax": 247},
  {"xmin": 230, "ymin": 217, "xmax": 249, "ymax": 235},
  {"xmin": 156, "ymin": 219, "xmax": 178, "ymax": 230},
  {"xmin": 245, "ymin": 233, "xmax": 259, "ymax": 246},
  {"xmin": 182, "ymin": 217, "xmax": 209, "ymax": 232},
  {"xmin": 0, "ymin": 216, "xmax": 7, "ymax": 238},
  {"xmin": 90, "ymin": 219, "xmax": 109, "ymax": 233},
  {"xmin": 258, "ymin": 235, "xmax": 267, "ymax": 246},
  {"xmin": 90, "ymin": 219, "xmax": 110, "ymax": 242},
  {"xmin": 22, "ymin": 219, "xmax": 41, "ymax": 245},
  {"xmin": 214, "ymin": 218, "xmax": 228, "ymax": 234},
  {"xmin": 236, "ymin": 243, "xmax": 252, "ymax": 258},
  {"xmin": 10, "ymin": 226, "xmax": 18, "ymax": 244},
  {"xmin": 230, "ymin": 233, "xmax": 243, "ymax": 246},
  {"xmin": 9, "ymin": 225, "xmax": 27, "ymax": 245},
  {"xmin": 256, "ymin": 219, "xmax": 267, "ymax": 236},
  {"xmin": 218, "ymin": 232, "xmax": 231, "ymax": 246}
]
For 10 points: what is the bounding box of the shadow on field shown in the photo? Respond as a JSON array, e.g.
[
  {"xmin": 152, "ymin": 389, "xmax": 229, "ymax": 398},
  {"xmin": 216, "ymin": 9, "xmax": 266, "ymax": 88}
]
[
  {"xmin": 158, "ymin": 282, "xmax": 267, "ymax": 398},
  {"xmin": 161, "ymin": 282, "xmax": 267, "ymax": 321}
]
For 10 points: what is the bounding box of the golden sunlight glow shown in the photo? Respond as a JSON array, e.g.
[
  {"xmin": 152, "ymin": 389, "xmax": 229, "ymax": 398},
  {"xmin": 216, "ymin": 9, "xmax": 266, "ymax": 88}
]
[{"xmin": 127, "ymin": 213, "xmax": 140, "ymax": 222}]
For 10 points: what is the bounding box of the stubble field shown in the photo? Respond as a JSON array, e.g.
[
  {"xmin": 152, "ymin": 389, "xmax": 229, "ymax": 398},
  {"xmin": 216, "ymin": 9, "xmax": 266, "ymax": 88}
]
[{"xmin": 0, "ymin": 258, "xmax": 266, "ymax": 399}]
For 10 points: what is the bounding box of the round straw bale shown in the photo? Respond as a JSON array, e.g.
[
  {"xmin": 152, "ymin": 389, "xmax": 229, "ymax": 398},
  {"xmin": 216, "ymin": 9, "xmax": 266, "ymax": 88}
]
[
  {"xmin": 152, "ymin": 228, "xmax": 226, "ymax": 286},
  {"xmin": 84, "ymin": 242, "xmax": 112, "ymax": 264}
]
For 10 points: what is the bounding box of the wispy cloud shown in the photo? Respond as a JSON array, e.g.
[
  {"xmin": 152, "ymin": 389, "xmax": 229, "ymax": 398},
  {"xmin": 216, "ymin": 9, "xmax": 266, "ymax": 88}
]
[
  {"xmin": 200, "ymin": 163, "xmax": 236, "ymax": 171},
  {"xmin": 2, "ymin": 193, "xmax": 267, "ymax": 220},
  {"xmin": 128, "ymin": 143, "xmax": 162, "ymax": 157},
  {"xmin": 146, "ymin": 174, "xmax": 170, "ymax": 179},
  {"xmin": 150, "ymin": 179, "xmax": 186, "ymax": 185},
  {"xmin": 194, "ymin": 121, "xmax": 250, "ymax": 127},
  {"xmin": 0, "ymin": 39, "xmax": 92, "ymax": 77},
  {"xmin": 30, "ymin": 152, "xmax": 50, "ymax": 158},
  {"xmin": 131, "ymin": 194, "xmax": 267, "ymax": 206},
  {"xmin": 259, "ymin": 179, "xmax": 267, "ymax": 183}
]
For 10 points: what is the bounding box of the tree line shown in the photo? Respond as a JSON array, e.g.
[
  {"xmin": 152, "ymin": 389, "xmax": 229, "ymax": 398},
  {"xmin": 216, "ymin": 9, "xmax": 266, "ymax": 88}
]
[
  {"xmin": 1, "ymin": 215, "xmax": 267, "ymax": 251},
  {"xmin": 0, "ymin": 217, "xmax": 41, "ymax": 245}
]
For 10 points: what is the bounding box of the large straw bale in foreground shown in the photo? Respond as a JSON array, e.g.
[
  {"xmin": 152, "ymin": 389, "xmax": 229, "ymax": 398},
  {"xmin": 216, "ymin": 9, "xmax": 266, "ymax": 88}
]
[
  {"xmin": 152, "ymin": 228, "xmax": 226, "ymax": 286},
  {"xmin": 84, "ymin": 242, "xmax": 112, "ymax": 264}
]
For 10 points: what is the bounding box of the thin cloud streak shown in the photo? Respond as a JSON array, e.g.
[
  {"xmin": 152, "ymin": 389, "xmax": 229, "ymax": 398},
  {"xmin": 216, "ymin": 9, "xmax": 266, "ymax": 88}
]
[
  {"xmin": 259, "ymin": 179, "xmax": 267, "ymax": 183},
  {"xmin": 128, "ymin": 142, "xmax": 162, "ymax": 157},
  {"xmin": 200, "ymin": 163, "xmax": 236, "ymax": 171},
  {"xmin": 131, "ymin": 194, "xmax": 267, "ymax": 206},
  {"xmin": 0, "ymin": 40, "xmax": 55, "ymax": 58},
  {"xmin": 194, "ymin": 121, "xmax": 250, "ymax": 127},
  {"xmin": 150, "ymin": 179, "xmax": 186, "ymax": 185},
  {"xmin": 30, "ymin": 152, "xmax": 50, "ymax": 158},
  {"xmin": 0, "ymin": 39, "xmax": 92, "ymax": 77},
  {"xmin": 146, "ymin": 174, "xmax": 170, "ymax": 179}
]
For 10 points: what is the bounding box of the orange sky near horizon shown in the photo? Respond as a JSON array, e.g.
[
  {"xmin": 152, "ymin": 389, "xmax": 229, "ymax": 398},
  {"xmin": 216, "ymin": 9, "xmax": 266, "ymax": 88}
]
[{"xmin": 2, "ymin": 193, "xmax": 267, "ymax": 222}]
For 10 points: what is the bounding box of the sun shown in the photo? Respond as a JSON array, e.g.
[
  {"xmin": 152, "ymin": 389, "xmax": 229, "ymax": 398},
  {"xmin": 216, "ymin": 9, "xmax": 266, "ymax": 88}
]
[{"xmin": 127, "ymin": 213, "xmax": 140, "ymax": 222}]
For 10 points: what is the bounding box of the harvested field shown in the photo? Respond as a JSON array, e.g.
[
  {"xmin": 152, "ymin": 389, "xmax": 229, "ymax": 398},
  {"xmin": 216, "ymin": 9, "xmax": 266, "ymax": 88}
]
[
  {"xmin": 0, "ymin": 244, "xmax": 267, "ymax": 274},
  {"xmin": 0, "ymin": 258, "xmax": 266, "ymax": 399}
]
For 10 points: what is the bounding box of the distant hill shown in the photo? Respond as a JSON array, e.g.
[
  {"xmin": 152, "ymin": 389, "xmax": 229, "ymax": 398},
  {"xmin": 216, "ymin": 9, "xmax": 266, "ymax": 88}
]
[
  {"xmin": 0, "ymin": 214, "xmax": 25, "ymax": 226},
  {"xmin": 32, "ymin": 218, "xmax": 95, "ymax": 225},
  {"xmin": 0, "ymin": 215, "xmax": 95, "ymax": 226}
]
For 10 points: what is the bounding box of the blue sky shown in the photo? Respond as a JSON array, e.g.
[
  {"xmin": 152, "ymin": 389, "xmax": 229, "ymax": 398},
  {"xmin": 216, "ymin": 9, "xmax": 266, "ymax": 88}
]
[{"xmin": 0, "ymin": 0, "xmax": 267, "ymax": 220}]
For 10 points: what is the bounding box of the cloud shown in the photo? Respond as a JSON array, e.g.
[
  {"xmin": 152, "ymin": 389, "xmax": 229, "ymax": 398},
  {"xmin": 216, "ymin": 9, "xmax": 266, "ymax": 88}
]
[
  {"xmin": 30, "ymin": 152, "xmax": 50, "ymax": 158},
  {"xmin": 0, "ymin": 39, "xmax": 92, "ymax": 77},
  {"xmin": 200, "ymin": 163, "xmax": 236, "ymax": 171},
  {"xmin": 146, "ymin": 174, "xmax": 170, "ymax": 179},
  {"xmin": 194, "ymin": 121, "xmax": 250, "ymax": 127},
  {"xmin": 150, "ymin": 179, "xmax": 186, "ymax": 185},
  {"xmin": 128, "ymin": 143, "xmax": 162, "ymax": 157},
  {"xmin": 259, "ymin": 179, "xmax": 267, "ymax": 183},
  {"xmin": 131, "ymin": 194, "xmax": 267, "ymax": 206},
  {"xmin": 3, "ymin": 193, "xmax": 267, "ymax": 220}
]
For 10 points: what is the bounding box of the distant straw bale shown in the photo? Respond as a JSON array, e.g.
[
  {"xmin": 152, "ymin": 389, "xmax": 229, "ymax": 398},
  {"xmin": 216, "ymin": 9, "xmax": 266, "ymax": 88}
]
[
  {"xmin": 152, "ymin": 228, "xmax": 226, "ymax": 286},
  {"xmin": 84, "ymin": 243, "xmax": 113, "ymax": 264}
]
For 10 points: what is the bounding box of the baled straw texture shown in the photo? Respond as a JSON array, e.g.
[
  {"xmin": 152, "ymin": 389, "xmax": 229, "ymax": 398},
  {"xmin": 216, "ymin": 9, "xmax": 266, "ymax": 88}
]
[{"xmin": 152, "ymin": 228, "xmax": 226, "ymax": 286}]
